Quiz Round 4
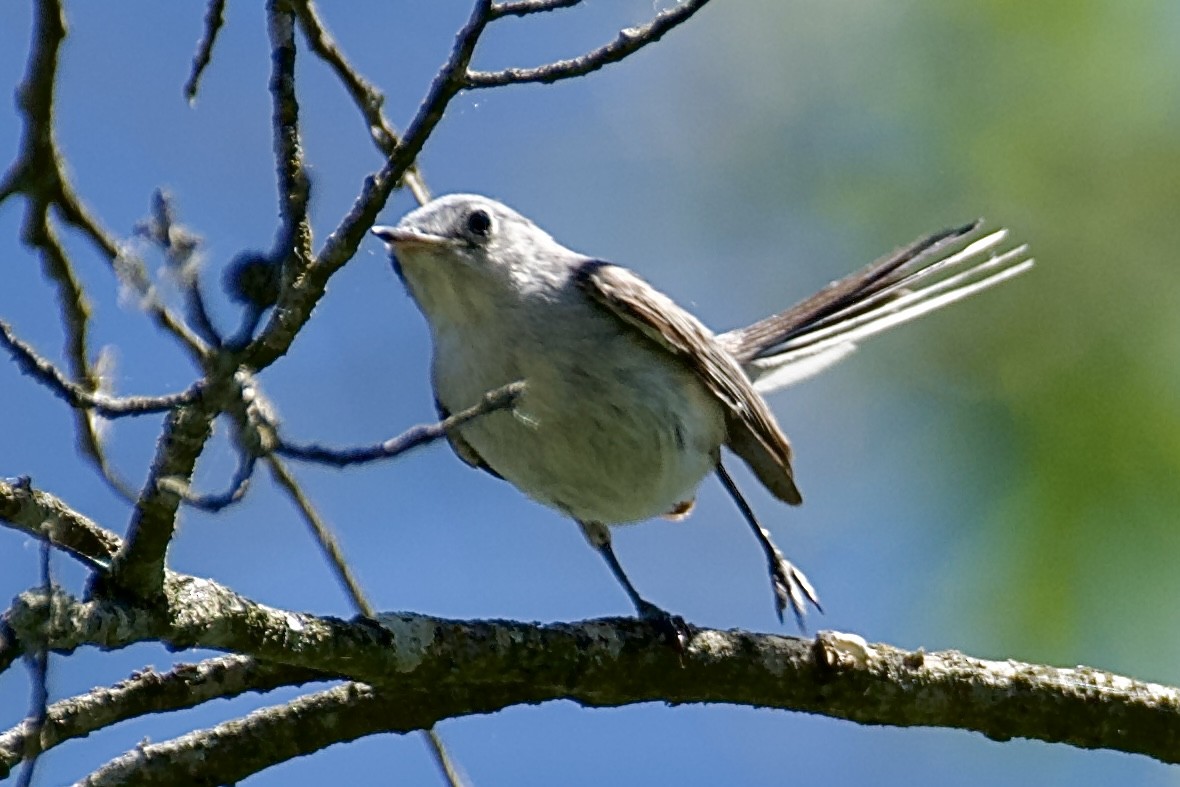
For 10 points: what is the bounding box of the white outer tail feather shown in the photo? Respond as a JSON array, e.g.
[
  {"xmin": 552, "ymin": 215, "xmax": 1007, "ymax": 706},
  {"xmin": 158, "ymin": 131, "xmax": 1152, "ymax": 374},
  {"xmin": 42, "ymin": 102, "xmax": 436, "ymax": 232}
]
[{"xmin": 740, "ymin": 229, "xmax": 1035, "ymax": 394}]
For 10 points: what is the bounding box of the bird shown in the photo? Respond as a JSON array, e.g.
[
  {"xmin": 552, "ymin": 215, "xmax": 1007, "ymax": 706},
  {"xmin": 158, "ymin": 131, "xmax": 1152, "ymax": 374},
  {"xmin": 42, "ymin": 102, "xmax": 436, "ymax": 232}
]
[{"xmin": 372, "ymin": 194, "xmax": 1032, "ymax": 638}]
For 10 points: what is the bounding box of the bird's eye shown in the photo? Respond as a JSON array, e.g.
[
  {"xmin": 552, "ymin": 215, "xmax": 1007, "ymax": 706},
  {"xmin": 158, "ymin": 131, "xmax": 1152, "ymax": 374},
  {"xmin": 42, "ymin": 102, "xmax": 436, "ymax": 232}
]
[{"xmin": 466, "ymin": 209, "xmax": 492, "ymax": 238}]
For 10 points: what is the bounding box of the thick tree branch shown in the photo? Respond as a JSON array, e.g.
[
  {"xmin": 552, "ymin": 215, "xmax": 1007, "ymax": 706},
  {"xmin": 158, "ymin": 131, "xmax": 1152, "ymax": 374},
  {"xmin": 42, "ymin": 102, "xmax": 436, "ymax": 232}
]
[
  {"xmin": 0, "ymin": 478, "xmax": 121, "ymax": 571},
  {"xmin": 5, "ymin": 479, "xmax": 1180, "ymax": 769},
  {"xmin": 6, "ymin": 582, "xmax": 1180, "ymax": 769}
]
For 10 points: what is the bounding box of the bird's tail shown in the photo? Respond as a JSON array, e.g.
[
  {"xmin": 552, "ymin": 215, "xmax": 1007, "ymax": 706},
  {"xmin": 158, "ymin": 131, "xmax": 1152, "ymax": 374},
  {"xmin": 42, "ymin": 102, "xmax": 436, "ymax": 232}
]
[{"xmin": 718, "ymin": 223, "xmax": 1033, "ymax": 393}]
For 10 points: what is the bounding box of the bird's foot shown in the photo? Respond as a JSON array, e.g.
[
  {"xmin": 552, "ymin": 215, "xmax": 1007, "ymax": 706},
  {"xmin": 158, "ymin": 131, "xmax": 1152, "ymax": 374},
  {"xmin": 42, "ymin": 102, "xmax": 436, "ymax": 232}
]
[
  {"xmin": 635, "ymin": 599, "xmax": 691, "ymax": 651},
  {"xmin": 768, "ymin": 555, "xmax": 823, "ymax": 630}
]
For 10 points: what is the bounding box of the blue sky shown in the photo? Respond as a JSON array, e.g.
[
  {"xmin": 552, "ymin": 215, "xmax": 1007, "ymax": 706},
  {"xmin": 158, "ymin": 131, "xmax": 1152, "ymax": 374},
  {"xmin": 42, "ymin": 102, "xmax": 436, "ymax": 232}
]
[{"xmin": 2, "ymin": 2, "xmax": 1178, "ymax": 785}]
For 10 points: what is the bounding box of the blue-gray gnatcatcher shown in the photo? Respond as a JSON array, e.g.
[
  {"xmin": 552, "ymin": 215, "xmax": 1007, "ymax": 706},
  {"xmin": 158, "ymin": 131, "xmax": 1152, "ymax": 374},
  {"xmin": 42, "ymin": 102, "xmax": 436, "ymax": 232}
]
[{"xmin": 373, "ymin": 195, "xmax": 1031, "ymax": 637}]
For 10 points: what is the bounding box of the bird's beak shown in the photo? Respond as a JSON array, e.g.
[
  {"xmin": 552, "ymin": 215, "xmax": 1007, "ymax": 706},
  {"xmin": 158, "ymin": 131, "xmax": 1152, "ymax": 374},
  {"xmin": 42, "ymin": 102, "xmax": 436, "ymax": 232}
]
[{"xmin": 371, "ymin": 225, "xmax": 450, "ymax": 250}]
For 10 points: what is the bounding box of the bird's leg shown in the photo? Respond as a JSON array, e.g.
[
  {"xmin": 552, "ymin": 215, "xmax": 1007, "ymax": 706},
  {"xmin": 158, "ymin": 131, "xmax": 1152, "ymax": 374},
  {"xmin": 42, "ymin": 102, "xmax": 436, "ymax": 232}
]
[
  {"xmin": 715, "ymin": 460, "xmax": 822, "ymax": 629},
  {"xmin": 578, "ymin": 519, "xmax": 689, "ymax": 648}
]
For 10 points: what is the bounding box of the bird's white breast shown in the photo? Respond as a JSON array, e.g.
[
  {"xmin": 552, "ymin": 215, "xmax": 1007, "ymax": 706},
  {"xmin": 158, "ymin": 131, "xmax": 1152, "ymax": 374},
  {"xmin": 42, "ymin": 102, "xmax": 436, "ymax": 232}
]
[{"xmin": 431, "ymin": 289, "xmax": 726, "ymax": 525}]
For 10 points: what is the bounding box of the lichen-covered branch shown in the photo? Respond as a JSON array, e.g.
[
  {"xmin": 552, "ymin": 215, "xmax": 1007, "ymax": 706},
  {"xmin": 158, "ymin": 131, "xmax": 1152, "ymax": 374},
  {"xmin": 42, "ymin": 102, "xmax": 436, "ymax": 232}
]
[
  {"xmin": 0, "ymin": 478, "xmax": 121, "ymax": 573},
  {"xmin": 6, "ymin": 583, "xmax": 1180, "ymax": 772}
]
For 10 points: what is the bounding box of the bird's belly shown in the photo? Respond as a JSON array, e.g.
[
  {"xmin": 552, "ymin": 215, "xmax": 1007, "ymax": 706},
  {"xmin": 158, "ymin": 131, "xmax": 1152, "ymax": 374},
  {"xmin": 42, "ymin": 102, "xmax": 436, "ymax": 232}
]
[{"xmin": 439, "ymin": 337, "xmax": 726, "ymax": 525}]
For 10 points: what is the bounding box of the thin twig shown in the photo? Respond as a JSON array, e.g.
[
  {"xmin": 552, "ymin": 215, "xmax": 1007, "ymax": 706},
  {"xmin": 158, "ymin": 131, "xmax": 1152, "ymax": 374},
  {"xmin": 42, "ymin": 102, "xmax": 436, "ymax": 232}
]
[
  {"xmin": 490, "ymin": 0, "xmax": 581, "ymax": 19},
  {"xmin": 0, "ymin": 0, "xmax": 65, "ymax": 205},
  {"xmin": 292, "ymin": 0, "xmax": 430, "ymax": 204},
  {"xmin": 184, "ymin": 0, "xmax": 228, "ymax": 102},
  {"xmin": 1, "ymin": 0, "xmax": 182, "ymax": 502},
  {"xmin": 5, "ymin": 8, "xmax": 209, "ymax": 366},
  {"xmin": 467, "ymin": 0, "xmax": 713, "ymax": 87},
  {"xmin": 14, "ymin": 531, "xmax": 53, "ymax": 787},
  {"xmin": 277, "ymin": 380, "xmax": 523, "ymax": 467},
  {"xmin": 0, "ymin": 320, "xmax": 200, "ymax": 416},
  {"xmin": 135, "ymin": 190, "xmax": 222, "ymax": 347},
  {"xmin": 266, "ymin": 456, "xmax": 373, "ymax": 616},
  {"xmin": 164, "ymin": 453, "xmax": 258, "ymax": 512},
  {"xmin": 22, "ymin": 192, "xmax": 135, "ymax": 497},
  {"xmin": 424, "ymin": 728, "xmax": 468, "ymax": 787}
]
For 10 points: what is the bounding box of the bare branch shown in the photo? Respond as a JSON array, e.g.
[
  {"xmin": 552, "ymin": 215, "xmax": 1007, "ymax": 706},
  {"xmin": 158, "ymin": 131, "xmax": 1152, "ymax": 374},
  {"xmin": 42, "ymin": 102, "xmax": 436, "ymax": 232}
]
[
  {"xmin": 13, "ymin": 532, "xmax": 52, "ymax": 787},
  {"xmin": 0, "ymin": 656, "xmax": 324, "ymax": 777},
  {"xmin": 5, "ymin": 480, "xmax": 1180, "ymax": 766},
  {"xmin": 467, "ymin": 0, "xmax": 713, "ymax": 88},
  {"xmin": 184, "ymin": 0, "xmax": 228, "ymax": 103},
  {"xmin": 59, "ymin": 199, "xmax": 211, "ymax": 362},
  {"xmin": 424, "ymin": 728, "xmax": 468, "ymax": 787},
  {"xmin": 6, "ymin": 580, "xmax": 1180, "ymax": 768},
  {"xmin": 135, "ymin": 190, "xmax": 222, "ymax": 347},
  {"xmin": 0, "ymin": 0, "xmax": 65, "ymax": 204},
  {"xmin": 490, "ymin": 0, "xmax": 581, "ymax": 19},
  {"xmin": 267, "ymin": 0, "xmax": 314, "ymax": 279},
  {"xmin": 81, "ymin": 683, "xmax": 386, "ymax": 786},
  {"xmin": 0, "ymin": 320, "xmax": 199, "ymax": 416},
  {"xmin": 2, "ymin": 0, "xmax": 209, "ymax": 363},
  {"xmin": 277, "ymin": 380, "xmax": 524, "ymax": 467},
  {"xmin": 240, "ymin": 0, "xmax": 495, "ymax": 372},
  {"xmin": 266, "ymin": 456, "xmax": 373, "ymax": 615},
  {"xmin": 0, "ymin": 478, "xmax": 121, "ymax": 571},
  {"xmin": 292, "ymin": 0, "xmax": 431, "ymax": 204},
  {"xmin": 105, "ymin": 400, "xmax": 219, "ymax": 599},
  {"xmin": 163, "ymin": 453, "xmax": 257, "ymax": 512},
  {"xmin": 17, "ymin": 204, "xmax": 151, "ymax": 497}
]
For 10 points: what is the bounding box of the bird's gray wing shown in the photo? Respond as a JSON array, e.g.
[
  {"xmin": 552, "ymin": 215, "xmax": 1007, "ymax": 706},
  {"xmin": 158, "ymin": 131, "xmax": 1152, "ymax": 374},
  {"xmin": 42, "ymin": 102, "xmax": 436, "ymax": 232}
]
[
  {"xmin": 434, "ymin": 397, "xmax": 504, "ymax": 480},
  {"xmin": 575, "ymin": 260, "xmax": 802, "ymax": 506}
]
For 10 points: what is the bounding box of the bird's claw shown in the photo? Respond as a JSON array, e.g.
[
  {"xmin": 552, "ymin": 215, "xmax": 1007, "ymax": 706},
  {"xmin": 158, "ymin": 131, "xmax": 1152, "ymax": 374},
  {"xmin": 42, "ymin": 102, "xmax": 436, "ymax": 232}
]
[
  {"xmin": 636, "ymin": 600, "xmax": 691, "ymax": 651},
  {"xmin": 768, "ymin": 555, "xmax": 822, "ymax": 630}
]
